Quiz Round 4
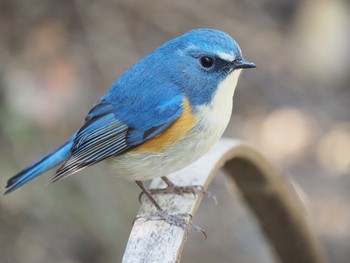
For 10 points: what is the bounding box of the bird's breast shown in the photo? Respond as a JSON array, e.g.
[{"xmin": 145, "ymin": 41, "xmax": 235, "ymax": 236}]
[{"xmin": 195, "ymin": 69, "xmax": 242, "ymax": 142}]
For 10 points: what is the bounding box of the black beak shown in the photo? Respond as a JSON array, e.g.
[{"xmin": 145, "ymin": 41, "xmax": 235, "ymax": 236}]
[{"xmin": 232, "ymin": 60, "xmax": 256, "ymax": 70}]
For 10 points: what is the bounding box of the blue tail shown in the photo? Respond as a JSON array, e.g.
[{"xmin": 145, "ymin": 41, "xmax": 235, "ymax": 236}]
[{"xmin": 4, "ymin": 141, "xmax": 73, "ymax": 195}]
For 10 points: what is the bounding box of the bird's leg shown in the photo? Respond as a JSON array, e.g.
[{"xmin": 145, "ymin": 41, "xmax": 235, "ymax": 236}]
[
  {"xmin": 135, "ymin": 181, "xmax": 164, "ymax": 211},
  {"xmin": 139, "ymin": 176, "xmax": 217, "ymax": 204},
  {"xmin": 134, "ymin": 181, "xmax": 207, "ymax": 238}
]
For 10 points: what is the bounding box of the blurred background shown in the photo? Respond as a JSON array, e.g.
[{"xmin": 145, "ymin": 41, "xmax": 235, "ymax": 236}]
[{"xmin": 0, "ymin": 0, "xmax": 349, "ymax": 262}]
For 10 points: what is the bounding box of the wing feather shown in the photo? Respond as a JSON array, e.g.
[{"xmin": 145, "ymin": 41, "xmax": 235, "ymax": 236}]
[
  {"xmin": 51, "ymin": 105, "xmax": 129, "ymax": 182},
  {"xmin": 49, "ymin": 97, "xmax": 184, "ymax": 183}
]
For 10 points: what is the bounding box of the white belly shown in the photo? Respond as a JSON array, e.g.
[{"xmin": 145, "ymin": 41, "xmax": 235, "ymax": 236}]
[{"xmin": 107, "ymin": 70, "xmax": 242, "ymax": 181}]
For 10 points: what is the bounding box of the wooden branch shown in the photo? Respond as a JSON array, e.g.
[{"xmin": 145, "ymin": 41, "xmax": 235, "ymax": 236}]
[{"xmin": 122, "ymin": 139, "xmax": 328, "ymax": 263}]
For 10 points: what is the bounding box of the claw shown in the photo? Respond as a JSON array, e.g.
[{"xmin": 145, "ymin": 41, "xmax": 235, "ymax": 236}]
[
  {"xmin": 138, "ymin": 177, "xmax": 217, "ymax": 204},
  {"xmin": 187, "ymin": 185, "xmax": 218, "ymax": 205},
  {"xmin": 138, "ymin": 191, "xmax": 144, "ymax": 203},
  {"xmin": 139, "ymin": 184, "xmax": 217, "ymax": 205},
  {"xmin": 134, "ymin": 210, "xmax": 207, "ymax": 239},
  {"xmin": 134, "ymin": 180, "xmax": 207, "ymax": 239}
]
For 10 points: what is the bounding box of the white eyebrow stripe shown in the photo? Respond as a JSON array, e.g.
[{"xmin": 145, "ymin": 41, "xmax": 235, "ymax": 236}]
[{"xmin": 217, "ymin": 52, "xmax": 235, "ymax": 62}]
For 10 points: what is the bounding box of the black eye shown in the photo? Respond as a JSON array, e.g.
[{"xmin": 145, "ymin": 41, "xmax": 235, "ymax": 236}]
[{"xmin": 199, "ymin": 56, "xmax": 214, "ymax": 68}]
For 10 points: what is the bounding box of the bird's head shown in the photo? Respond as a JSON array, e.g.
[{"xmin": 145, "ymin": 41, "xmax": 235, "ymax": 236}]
[{"xmin": 156, "ymin": 29, "xmax": 256, "ymax": 106}]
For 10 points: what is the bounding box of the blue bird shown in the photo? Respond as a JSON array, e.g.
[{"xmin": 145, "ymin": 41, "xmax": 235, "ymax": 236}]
[{"xmin": 5, "ymin": 28, "xmax": 255, "ymax": 224}]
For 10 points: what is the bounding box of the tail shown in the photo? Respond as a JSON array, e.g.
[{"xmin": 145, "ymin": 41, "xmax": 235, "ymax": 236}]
[{"xmin": 4, "ymin": 140, "xmax": 73, "ymax": 195}]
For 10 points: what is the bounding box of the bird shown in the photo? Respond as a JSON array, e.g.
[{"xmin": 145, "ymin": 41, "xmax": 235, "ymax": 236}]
[{"xmin": 5, "ymin": 28, "xmax": 255, "ymax": 226}]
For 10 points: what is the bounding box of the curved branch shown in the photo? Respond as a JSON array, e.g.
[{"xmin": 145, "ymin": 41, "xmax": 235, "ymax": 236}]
[{"xmin": 122, "ymin": 139, "xmax": 327, "ymax": 263}]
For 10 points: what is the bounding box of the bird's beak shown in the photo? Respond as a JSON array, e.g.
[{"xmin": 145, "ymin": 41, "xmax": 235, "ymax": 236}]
[{"xmin": 232, "ymin": 60, "xmax": 256, "ymax": 69}]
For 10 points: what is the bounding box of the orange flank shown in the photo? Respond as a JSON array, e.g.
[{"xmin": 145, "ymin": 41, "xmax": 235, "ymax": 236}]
[{"xmin": 132, "ymin": 99, "xmax": 196, "ymax": 153}]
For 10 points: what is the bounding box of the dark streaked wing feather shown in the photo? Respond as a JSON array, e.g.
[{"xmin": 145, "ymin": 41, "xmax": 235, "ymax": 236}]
[
  {"xmin": 50, "ymin": 104, "xmax": 129, "ymax": 183},
  {"xmin": 49, "ymin": 96, "xmax": 184, "ymax": 183}
]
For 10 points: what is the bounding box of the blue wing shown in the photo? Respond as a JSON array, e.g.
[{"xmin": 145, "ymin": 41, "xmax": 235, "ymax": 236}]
[{"xmin": 50, "ymin": 95, "xmax": 184, "ymax": 183}]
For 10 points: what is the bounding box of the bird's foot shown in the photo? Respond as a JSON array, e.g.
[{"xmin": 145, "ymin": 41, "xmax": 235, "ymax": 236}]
[
  {"xmin": 139, "ymin": 177, "xmax": 217, "ymax": 204},
  {"xmin": 134, "ymin": 210, "xmax": 207, "ymax": 239},
  {"xmin": 151, "ymin": 185, "xmax": 217, "ymax": 203}
]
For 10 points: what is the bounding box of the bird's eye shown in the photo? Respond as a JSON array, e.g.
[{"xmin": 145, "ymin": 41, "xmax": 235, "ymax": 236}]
[{"xmin": 199, "ymin": 56, "xmax": 214, "ymax": 68}]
